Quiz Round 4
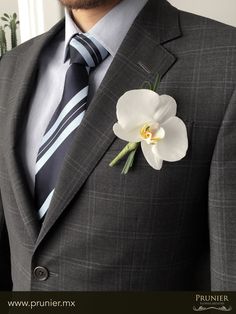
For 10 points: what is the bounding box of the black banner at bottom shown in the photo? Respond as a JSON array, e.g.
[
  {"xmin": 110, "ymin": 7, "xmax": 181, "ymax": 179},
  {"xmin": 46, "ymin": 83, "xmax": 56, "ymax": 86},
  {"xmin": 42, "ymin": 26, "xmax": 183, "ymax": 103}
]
[{"xmin": 0, "ymin": 292, "xmax": 235, "ymax": 314}]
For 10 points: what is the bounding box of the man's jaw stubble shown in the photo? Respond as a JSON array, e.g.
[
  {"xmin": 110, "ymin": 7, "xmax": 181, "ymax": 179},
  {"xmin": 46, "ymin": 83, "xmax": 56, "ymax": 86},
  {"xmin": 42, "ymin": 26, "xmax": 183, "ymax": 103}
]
[{"xmin": 59, "ymin": 0, "xmax": 116, "ymax": 10}]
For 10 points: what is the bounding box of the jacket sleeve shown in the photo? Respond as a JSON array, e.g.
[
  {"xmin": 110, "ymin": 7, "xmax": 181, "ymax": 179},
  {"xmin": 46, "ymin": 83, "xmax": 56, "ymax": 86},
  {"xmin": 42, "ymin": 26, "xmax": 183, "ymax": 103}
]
[
  {"xmin": 0, "ymin": 55, "xmax": 12, "ymax": 290},
  {"xmin": 0, "ymin": 191, "xmax": 12, "ymax": 291},
  {"xmin": 209, "ymin": 88, "xmax": 236, "ymax": 291}
]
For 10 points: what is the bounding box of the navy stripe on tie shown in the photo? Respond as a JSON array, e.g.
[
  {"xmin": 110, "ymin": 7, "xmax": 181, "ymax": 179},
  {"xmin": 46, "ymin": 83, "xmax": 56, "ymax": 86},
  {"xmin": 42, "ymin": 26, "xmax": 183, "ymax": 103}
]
[
  {"xmin": 35, "ymin": 129, "xmax": 79, "ymax": 209},
  {"xmin": 45, "ymin": 65, "xmax": 88, "ymax": 132},
  {"xmin": 70, "ymin": 39, "xmax": 96, "ymax": 67},
  {"xmin": 41, "ymin": 85, "xmax": 89, "ymax": 147},
  {"xmin": 37, "ymin": 101, "xmax": 87, "ymax": 158},
  {"xmin": 76, "ymin": 34, "xmax": 103, "ymax": 65},
  {"xmin": 35, "ymin": 110, "xmax": 86, "ymax": 174}
]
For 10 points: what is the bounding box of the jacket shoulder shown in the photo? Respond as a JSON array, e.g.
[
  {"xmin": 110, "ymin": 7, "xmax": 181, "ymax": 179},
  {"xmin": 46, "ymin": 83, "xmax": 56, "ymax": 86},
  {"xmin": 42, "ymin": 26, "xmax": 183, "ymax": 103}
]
[
  {"xmin": 0, "ymin": 18, "xmax": 65, "ymax": 62},
  {"xmin": 179, "ymin": 10, "xmax": 236, "ymax": 47}
]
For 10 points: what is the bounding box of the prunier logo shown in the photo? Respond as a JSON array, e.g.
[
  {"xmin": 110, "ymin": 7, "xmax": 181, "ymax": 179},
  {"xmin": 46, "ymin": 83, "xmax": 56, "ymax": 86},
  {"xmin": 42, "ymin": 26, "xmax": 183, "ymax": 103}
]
[{"xmin": 193, "ymin": 294, "xmax": 232, "ymax": 312}]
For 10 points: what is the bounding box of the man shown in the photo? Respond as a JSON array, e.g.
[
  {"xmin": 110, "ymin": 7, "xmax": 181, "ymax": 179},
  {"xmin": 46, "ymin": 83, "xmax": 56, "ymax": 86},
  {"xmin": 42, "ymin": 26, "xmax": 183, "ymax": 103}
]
[{"xmin": 0, "ymin": 0, "xmax": 236, "ymax": 291}]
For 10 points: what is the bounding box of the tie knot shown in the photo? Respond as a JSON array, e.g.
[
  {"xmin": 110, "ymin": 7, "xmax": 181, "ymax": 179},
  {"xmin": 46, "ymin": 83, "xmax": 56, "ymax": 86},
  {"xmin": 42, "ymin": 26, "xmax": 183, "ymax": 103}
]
[{"xmin": 69, "ymin": 33, "xmax": 109, "ymax": 68}]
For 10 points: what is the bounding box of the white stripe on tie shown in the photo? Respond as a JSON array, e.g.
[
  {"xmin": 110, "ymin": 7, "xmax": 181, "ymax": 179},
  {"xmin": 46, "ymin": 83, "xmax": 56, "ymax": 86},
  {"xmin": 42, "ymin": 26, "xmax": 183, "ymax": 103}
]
[
  {"xmin": 36, "ymin": 111, "xmax": 86, "ymax": 173},
  {"xmin": 78, "ymin": 36, "xmax": 100, "ymax": 63},
  {"xmin": 38, "ymin": 189, "xmax": 55, "ymax": 219},
  {"xmin": 39, "ymin": 103, "xmax": 87, "ymax": 157},
  {"xmin": 42, "ymin": 86, "xmax": 88, "ymax": 145},
  {"xmin": 87, "ymin": 36, "xmax": 108, "ymax": 60},
  {"xmin": 70, "ymin": 39, "xmax": 95, "ymax": 67}
]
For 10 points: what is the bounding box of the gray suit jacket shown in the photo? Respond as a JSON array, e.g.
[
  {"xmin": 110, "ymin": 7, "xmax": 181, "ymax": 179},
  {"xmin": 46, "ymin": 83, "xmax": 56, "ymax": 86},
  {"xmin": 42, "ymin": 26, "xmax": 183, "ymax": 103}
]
[{"xmin": 0, "ymin": 0, "xmax": 236, "ymax": 291}]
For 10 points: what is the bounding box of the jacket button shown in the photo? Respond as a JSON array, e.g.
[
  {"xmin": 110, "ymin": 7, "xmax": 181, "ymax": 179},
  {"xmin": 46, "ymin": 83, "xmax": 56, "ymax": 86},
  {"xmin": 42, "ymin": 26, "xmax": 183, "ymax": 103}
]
[{"xmin": 33, "ymin": 266, "xmax": 49, "ymax": 281}]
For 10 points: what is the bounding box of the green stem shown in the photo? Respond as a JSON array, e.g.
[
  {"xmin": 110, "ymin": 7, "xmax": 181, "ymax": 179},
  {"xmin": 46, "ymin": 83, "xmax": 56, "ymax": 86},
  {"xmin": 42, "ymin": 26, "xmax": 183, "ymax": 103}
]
[
  {"xmin": 109, "ymin": 142, "xmax": 139, "ymax": 167},
  {"xmin": 152, "ymin": 73, "xmax": 161, "ymax": 92},
  {"xmin": 121, "ymin": 147, "xmax": 138, "ymax": 175}
]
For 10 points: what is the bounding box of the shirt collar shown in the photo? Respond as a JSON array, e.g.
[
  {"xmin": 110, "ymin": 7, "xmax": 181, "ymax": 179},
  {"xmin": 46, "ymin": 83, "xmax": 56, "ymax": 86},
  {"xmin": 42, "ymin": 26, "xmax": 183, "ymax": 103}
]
[{"xmin": 64, "ymin": 0, "xmax": 148, "ymax": 61}]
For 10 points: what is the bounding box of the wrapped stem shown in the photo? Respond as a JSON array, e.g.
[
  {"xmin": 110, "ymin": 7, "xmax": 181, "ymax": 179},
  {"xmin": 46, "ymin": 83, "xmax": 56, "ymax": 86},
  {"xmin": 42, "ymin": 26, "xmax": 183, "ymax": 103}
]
[
  {"xmin": 121, "ymin": 147, "xmax": 138, "ymax": 175},
  {"xmin": 109, "ymin": 142, "xmax": 139, "ymax": 167}
]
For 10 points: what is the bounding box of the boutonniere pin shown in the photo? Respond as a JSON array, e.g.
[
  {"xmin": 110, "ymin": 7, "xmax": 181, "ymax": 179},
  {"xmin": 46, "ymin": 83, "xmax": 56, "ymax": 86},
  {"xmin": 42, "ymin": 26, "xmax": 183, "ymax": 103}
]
[{"xmin": 109, "ymin": 75, "xmax": 188, "ymax": 174}]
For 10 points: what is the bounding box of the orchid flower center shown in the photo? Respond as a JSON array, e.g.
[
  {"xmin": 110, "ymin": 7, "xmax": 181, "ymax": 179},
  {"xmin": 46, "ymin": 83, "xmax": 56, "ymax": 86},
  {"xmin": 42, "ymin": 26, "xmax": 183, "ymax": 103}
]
[{"xmin": 140, "ymin": 122, "xmax": 165, "ymax": 145}]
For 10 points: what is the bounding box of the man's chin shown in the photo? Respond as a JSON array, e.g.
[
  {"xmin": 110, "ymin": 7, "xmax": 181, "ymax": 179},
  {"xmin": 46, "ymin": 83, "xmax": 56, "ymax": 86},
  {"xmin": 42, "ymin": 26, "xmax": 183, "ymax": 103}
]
[{"xmin": 59, "ymin": 0, "xmax": 112, "ymax": 10}]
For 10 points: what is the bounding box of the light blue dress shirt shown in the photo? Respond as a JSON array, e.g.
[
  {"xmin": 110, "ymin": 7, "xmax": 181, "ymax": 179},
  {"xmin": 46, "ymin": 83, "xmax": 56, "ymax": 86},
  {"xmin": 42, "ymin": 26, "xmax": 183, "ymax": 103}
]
[{"xmin": 20, "ymin": 0, "xmax": 148, "ymax": 192}]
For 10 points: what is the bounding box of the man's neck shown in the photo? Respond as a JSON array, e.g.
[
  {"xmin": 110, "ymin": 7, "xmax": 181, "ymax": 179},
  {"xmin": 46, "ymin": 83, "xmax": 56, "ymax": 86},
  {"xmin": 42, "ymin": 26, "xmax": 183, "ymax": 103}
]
[{"xmin": 71, "ymin": 0, "xmax": 122, "ymax": 33}]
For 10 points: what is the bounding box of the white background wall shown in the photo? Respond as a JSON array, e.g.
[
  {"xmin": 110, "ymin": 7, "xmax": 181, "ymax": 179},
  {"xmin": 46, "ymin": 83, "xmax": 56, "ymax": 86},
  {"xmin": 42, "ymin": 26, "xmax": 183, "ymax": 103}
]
[
  {"xmin": 168, "ymin": 0, "xmax": 236, "ymax": 27},
  {"xmin": 17, "ymin": 0, "xmax": 63, "ymax": 43},
  {"xmin": 0, "ymin": 0, "xmax": 18, "ymax": 12}
]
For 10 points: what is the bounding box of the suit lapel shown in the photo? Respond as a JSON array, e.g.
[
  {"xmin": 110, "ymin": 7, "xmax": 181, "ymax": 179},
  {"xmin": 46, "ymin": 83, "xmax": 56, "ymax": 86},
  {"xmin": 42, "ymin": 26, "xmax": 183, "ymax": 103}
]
[
  {"xmin": 36, "ymin": 0, "xmax": 181, "ymax": 247},
  {"xmin": 4, "ymin": 20, "xmax": 65, "ymax": 244}
]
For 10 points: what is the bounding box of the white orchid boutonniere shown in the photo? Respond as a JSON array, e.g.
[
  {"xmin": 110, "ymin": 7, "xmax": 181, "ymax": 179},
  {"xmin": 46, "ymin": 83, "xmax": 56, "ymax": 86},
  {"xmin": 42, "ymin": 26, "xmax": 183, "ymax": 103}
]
[{"xmin": 109, "ymin": 77, "xmax": 188, "ymax": 174}]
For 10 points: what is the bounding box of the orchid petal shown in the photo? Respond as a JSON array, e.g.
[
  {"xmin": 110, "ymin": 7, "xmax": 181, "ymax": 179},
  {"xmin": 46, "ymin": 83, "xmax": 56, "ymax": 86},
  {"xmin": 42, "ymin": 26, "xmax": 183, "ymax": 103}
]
[
  {"xmin": 113, "ymin": 123, "xmax": 141, "ymax": 143},
  {"xmin": 141, "ymin": 141, "xmax": 163, "ymax": 170},
  {"xmin": 153, "ymin": 95, "xmax": 177, "ymax": 124},
  {"xmin": 116, "ymin": 89, "xmax": 162, "ymax": 130},
  {"xmin": 155, "ymin": 117, "xmax": 188, "ymax": 162},
  {"xmin": 153, "ymin": 126, "xmax": 165, "ymax": 140}
]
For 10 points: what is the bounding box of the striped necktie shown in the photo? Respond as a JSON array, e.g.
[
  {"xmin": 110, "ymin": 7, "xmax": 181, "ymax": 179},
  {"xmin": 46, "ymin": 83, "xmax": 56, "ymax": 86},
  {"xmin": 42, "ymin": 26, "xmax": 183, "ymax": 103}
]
[{"xmin": 35, "ymin": 33, "xmax": 109, "ymax": 220}]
